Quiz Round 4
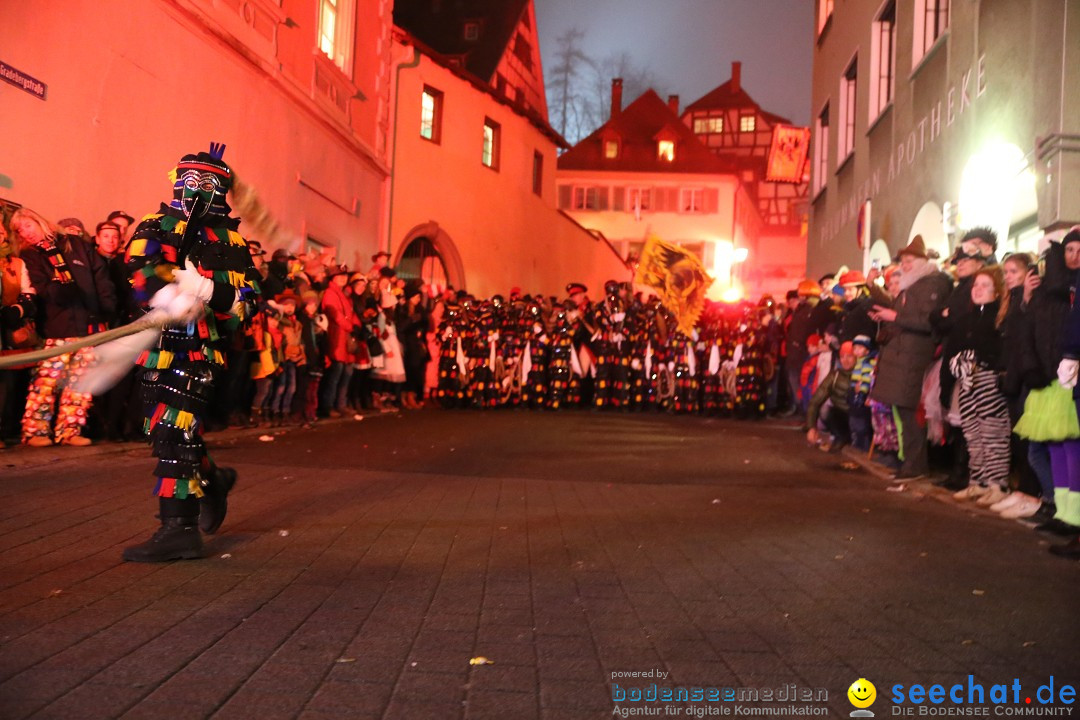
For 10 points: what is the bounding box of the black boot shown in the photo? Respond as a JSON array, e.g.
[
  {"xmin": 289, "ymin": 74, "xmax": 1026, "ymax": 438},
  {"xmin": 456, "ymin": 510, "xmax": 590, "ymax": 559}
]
[
  {"xmin": 1048, "ymin": 535, "xmax": 1080, "ymax": 559},
  {"xmin": 123, "ymin": 497, "xmax": 202, "ymax": 562},
  {"xmin": 199, "ymin": 466, "xmax": 237, "ymax": 534}
]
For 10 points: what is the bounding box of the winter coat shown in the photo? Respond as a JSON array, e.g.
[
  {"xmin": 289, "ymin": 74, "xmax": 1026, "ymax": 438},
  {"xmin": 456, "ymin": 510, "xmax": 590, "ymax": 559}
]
[
  {"xmin": 298, "ymin": 309, "xmax": 326, "ymax": 376},
  {"xmin": 808, "ymin": 366, "xmax": 853, "ymax": 426},
  {"xmin": 840, "ymin": 292, "xmax": 878, "ymax": 345},
  {"xmin": 321, "ymin": 281, "xmax": 359, "ymax": 364},
  {"xmin": 870, "ymin": 268, "xmax": 953, "ymax": 408},
  {"xmin": 933, "ymin": 274, "xmax": 976, "ymax": 409},
  {"xmin": 1020, "ymin": 242, "xmax": 1073, "ymax": 389},
  {"xmin": 1000, "ymin": 286, "xmax": 1027, "ymax": 398},
  {"xmin": 0, "ymin": 255, "xmax": 36, "ymax": 350},
  {"xmin": 396, "ymin": 303, "xmax": 430, "ymax": 370},
  {"xmin": 22, "ymin": 234, "xmax": 116, "ymax": 339},
  {"xmin": 946, "ymin": 300, "xmax": 1003, "ymax": 373},
  {"xmin": 786, "ymin": 300, "xmax": 827, "ymax": 369}
]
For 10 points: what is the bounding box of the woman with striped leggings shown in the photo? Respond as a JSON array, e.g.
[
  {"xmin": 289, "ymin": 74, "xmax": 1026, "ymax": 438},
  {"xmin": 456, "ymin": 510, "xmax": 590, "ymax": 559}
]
[{"xmin": 949, "ymin": 267, "xmax": 1011, "ymax": 507}]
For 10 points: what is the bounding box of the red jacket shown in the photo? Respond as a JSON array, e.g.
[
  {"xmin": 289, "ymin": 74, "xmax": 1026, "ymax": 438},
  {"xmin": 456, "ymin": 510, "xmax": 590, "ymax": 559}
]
[{"xmin": 321, "ymin": 282, "xmax": 358, "ymax": 363}]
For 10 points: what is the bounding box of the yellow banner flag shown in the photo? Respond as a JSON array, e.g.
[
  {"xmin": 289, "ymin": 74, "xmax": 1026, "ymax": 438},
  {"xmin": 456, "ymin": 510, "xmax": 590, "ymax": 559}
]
[{"xmin": 634, "ymin": 235, "xmax": 714, "ymax": 335}]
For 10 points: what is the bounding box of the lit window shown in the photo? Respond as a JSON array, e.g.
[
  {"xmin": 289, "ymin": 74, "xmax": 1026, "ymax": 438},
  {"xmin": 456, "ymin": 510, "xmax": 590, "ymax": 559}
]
[
  {"xmin": 739, "ymin": 114, "xmax": 756, "ymax": 133},
  {"xmin": 628, "ymin": 188, "xmax": 651, "ymax": 212},
  {"xmin": 869, "ymin": 1, "xmax": 896, "ymax": 123},
  {"xmin": 604, "ymin": 140, "xmax": 619, "ymax": 159},
  {"xmin": 813, "ymin": 102, "xmax": 830, "ymax": 195},
  {"xmin": 658, "ymin": 140, "xmax": 675, "ymax": 161},
  {"xmin": 693, "ymin": 117, "xmax": 723, "ymax": 134},
  {"xmin": 482, "ymin": 118, "xmax": 501, "ymax": 169},
  {"xmin": 817, "ymin": 0, "xmax": 834, "ymax": 36},
  {"xmin": 837, "ymin": 57, "xmax": 857, "ymax": 163},
  {"xmin": 420, "ymin": 86, "xmax": 443, "ymax": 143},
  {"xmin": 318, "ymin": 0, "xmax": 355, "ymax": 75},
  {"xmin": 913, "ymin": 0, "xmax": 949, "ymax": 67},
  {"xmin": 573, "ymin": 187, "xmax": 600, "ymax": 211},
  {"xmin": 680, "ymin": 188, "xmax": 704, "ymax": 213},
  {"xmin": 532, "ymin": 151, "xmax": 543, "ymax": 196}
]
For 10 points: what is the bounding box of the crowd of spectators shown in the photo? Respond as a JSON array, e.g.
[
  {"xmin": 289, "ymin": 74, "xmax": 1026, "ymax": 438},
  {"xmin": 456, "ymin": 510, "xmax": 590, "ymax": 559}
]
[{"xmin": 1, "ymin": 208, "xmax": 1078, "ymax": 559}]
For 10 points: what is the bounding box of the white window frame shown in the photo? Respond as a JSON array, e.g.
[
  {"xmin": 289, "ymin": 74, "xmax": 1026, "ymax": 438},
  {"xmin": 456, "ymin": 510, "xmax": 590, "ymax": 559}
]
[
  {"xmin": 628, "ymin": 187, "xmax": 651, "ymax": 212},
  {"xmin": 913, "ymin": 0, "xmax": 949, "ymax": 69},
  {"xmin": 420, "ymin": 86, "xmax": 442, "ymax": 142},
  {"xmin": 869, "ymin": 0, "xmax": 896, "ymax": 124},
  {"xmin": 817, "ymin": 0, "xmax": 834, "ymax": 37},
  {"xmin": 657, "ymin": 140, "xmax": 675, "ymax": 162},
  {"xmin": 482, "ymin": 118, "xmax": 500, "ymax": 170},
  {"xmin": 573, "ymin": 186, "xmax": 600, "ymax": 211},
  {"xmin": 318, "ymin": 0, "xmax": 355, "ymax": 76},
  {"xmin": 693, "ymin": 116, "xmax": 723, "ymax": 134},
  {"xmin": 837, "ymin": 56, "xmax": 857, "ymax": 165},
  {"xmin": 680, "ymin": 188, "xmax": 704, "ymax": 214},
  {"xmin": 813, "ymin": 101, "xmax": 830, "ymax": 196}
]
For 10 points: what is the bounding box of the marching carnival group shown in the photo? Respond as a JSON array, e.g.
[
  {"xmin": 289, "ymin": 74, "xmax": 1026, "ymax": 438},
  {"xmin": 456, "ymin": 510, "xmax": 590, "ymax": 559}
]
[{"xmin": 2, "ymin": 141, "xmax": 1080, "ymax": 562}]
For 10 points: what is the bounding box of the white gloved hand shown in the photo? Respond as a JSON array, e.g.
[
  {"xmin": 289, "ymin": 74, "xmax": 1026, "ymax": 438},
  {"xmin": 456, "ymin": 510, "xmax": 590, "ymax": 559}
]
[
  {"xmin": 612, "ymin": 312, "xmax": 625, "ymax": 323},
  {"xmin": 172, "ymin": 260, "xmax": 215, "ymax": 303},
  {"xmin": 1058, "ymin": 358, "xmax": 1079, "ymax": 389},
  {"xmin": 149, "ymin": 283, "xmax": 203, "ymax": 324}
]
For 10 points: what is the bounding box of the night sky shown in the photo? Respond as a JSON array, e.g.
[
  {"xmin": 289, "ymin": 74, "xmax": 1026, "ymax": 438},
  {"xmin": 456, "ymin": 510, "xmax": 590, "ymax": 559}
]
[{"xmin": 534, "ymin": 0, "xmax": 813, "ymax": 126}]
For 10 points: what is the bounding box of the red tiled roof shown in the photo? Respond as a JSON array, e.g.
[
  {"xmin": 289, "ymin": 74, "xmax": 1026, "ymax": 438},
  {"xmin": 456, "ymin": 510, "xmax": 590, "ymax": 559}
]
[
  {"xmin": 683, "ymin": 80, "xmax": 792, "ymax": 126},
  {"xmin": 557, "ymin": 90, "xmax": 736, "ymax": 174}
]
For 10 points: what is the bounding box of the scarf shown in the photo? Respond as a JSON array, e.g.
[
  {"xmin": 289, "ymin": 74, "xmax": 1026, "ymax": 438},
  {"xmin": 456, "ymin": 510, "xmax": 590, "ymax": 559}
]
[{"xmin": 41, "ymin": 237, "xmax": 74, "ymax": 284}]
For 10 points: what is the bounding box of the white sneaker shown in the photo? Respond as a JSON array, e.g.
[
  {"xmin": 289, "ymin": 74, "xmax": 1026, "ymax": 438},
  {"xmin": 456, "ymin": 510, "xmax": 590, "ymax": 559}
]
[
  {"xmin": 1000, "ymin": 495, "xmax": 1043, "ymax": 519},
  {"xmin": 953, "ymin": 485, "xmax": 989, "ymax": 501},
  {"xmin": 989, "ymin": 492, "xmax": 1024, "ymax": 512},
  {"xmin": 976, "ymin": 485, "xmax": 1008, "ymax": 506}
]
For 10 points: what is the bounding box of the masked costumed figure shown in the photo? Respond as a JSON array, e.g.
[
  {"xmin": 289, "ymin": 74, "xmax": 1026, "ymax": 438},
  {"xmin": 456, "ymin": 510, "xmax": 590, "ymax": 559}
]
[
  {"xmin": 624, "ymin": 297, "xmax": 650, "ymax": 411},
  {"xmin": 733, "ymin": 307, "xmax": 767, "ymax": 419},
  {"xmin": 519, "ymin": 300, "xmax": 550, "ymax": 409},
  {"xmin": 591, "ymin": 280, "xmax": 632, "ymax": 410},
  {"xmin": 469, "ymin": 302, "xmax": 500, "ymax": 408},
  {"xmin": 546, "ymin": 303, "xmax": 582, "ymax": 409},
  {"xmin": 123, "ymin": 144, "xmax": 260, "ymax": 562},
  {"xmin": 435, "ymin": 301, "xmax": 468, "ymax": 408}
]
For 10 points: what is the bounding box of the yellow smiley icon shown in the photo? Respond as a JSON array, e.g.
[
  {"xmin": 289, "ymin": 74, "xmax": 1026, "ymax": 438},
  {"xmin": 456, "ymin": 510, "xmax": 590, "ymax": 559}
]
[{"xmin": 848, "ymin": 679, "xmax": 876, "ymax": 708}]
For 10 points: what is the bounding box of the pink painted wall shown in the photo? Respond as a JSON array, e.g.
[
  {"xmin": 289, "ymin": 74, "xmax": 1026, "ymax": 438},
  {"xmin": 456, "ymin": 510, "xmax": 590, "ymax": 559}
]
[
  {"xmin": 389, "ymin": 47, "xmax": 628, "ymax": 298},
  {"xmin": 0, "ymin": 0, "xmax": 390, "ymax": 271}
]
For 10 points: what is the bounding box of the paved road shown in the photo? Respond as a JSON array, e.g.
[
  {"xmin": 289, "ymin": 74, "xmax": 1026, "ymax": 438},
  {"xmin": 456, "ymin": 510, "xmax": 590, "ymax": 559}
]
[{"xmin": 0, "ymin": 410, "xmax": 1077, "ymax": 720}]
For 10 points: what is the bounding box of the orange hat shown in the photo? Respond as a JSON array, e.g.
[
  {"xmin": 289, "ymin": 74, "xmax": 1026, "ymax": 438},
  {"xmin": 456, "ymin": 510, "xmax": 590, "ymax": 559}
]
[
  {"xmin": 838, "ymin": 270, "xmax": 866, "ymax": 287},
  {"xmin": 807, "ymin": 333, "xmax": 822, "ymax": 347},
  {"xmin": 797, "ymin": 279, "xmax": 822, "ymax": 297},
  {"xmin": 840, "ymin": 341, "xmax": 855, "ymax": 356}
]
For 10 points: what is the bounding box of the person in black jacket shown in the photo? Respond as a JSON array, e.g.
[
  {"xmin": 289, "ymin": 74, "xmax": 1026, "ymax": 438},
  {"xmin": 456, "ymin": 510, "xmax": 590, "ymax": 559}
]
[
  {"xmin": 947, "ymin": 267, "xmax": 1011, "ymax": 507},
  {"xmin": 1013, "ymin": 237, "xmax": 1079, "ymax": 531},
  {"xmin": 93, "ymin": 220, "xmax": 141, "ymax": 441},
  {"xmin": 12, "ymin": 207, "xmax": 115, "ymax": 447}
]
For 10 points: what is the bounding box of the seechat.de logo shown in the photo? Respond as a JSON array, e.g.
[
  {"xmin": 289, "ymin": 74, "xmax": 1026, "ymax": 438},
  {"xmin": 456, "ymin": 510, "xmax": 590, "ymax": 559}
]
[{"xmin": 848, "ymin": 678, "xmax": 878, "ymax": 718}]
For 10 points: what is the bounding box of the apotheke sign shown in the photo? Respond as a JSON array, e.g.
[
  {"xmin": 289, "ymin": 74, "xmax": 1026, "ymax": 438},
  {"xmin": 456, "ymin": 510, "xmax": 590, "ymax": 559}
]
[{"xmin": 817, "ymin": 54, "xmax": 988, "ymax": 249}]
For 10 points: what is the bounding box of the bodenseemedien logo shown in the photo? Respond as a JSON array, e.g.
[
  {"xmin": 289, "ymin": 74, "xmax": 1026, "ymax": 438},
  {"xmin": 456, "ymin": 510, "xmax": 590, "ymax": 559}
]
[{"xmin": 848, "ymin": 678, "xmax": 877, "ymax": 717}]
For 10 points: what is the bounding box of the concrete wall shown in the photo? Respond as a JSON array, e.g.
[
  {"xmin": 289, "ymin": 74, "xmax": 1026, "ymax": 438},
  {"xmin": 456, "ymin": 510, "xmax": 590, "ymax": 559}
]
[
  {"xmin": 808, "ymin": 0, "xmax": 1080, "ymax": 275},
  {"xmin": 389, "ymin": 48, "xmax": 628, "ymax": 298},
  {"xmin": 0, "ymin": 0, "xmax": 390, "ymax": 270}
]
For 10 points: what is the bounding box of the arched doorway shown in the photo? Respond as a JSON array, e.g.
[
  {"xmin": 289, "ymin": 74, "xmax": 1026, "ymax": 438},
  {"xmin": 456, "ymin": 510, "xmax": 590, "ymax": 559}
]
[
  {"xmin": 397, "ymin": 236, "xmax": 449, "ymax": 289},
  {"xmin": 395, "ymin": 221, "xmax": 466, "ymax": 291},
  {"xmin": 908, "ymin": 201, "xmax": 948, "ymax": 260}
]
